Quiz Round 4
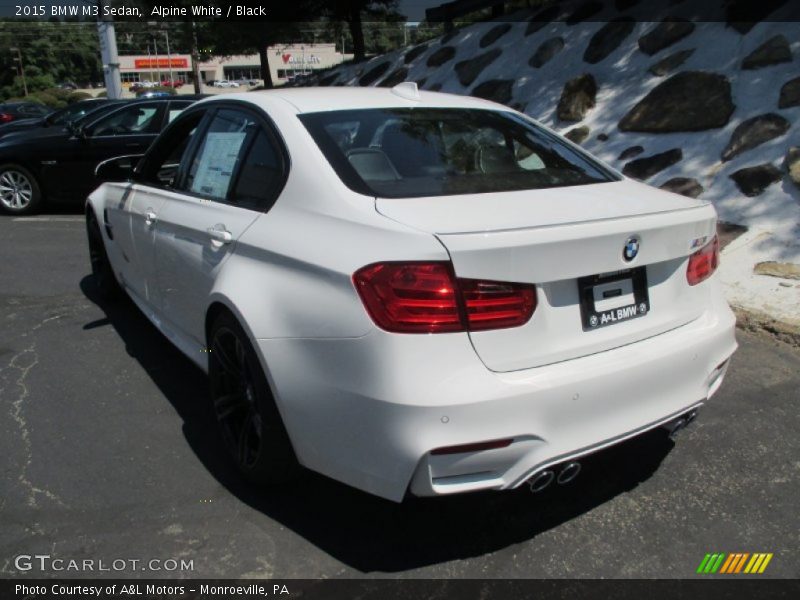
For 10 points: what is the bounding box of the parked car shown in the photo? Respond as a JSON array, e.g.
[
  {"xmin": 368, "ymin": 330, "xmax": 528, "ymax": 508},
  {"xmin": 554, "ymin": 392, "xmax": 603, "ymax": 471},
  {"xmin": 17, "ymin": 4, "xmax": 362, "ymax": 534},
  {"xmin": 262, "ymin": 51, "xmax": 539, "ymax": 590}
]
[
  {"xmin": 160, "ymin": 79, "xmax": 185, "ymax": 88},
  {"xmin": 136, "ymin": 90, "xmax": 173, "ymax": 99},
  {"xmin": 85, "ymin": 86, "xmax": 737, "ymax": 502},
  {"xmin": 0, "ymin": 97, "xmax": 199, "ymax": 214},
  {"xmin": 0, "ymin": 99, "xmax": 120, "ymax": 140},
  {"xmin": 0, "ymin": 102, "xmax": 53, "ymax": 124},
  {"xmin": 213, "ymin": 80, "xmax": 240, "ymax": 88}
]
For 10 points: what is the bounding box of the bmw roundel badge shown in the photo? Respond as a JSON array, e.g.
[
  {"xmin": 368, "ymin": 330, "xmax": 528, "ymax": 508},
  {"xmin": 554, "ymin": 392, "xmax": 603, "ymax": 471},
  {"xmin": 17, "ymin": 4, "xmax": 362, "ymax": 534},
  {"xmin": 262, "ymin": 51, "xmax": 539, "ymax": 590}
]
[{"xmin": 623, "ymin": 236, "xmax": 640, "ymax": 262}]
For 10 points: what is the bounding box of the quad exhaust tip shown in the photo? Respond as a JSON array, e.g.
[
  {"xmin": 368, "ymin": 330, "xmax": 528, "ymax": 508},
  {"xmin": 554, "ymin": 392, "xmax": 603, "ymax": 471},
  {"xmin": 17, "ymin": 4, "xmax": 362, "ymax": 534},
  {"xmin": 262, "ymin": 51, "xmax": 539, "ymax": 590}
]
[
  {"xmin": 528, "ymin": 470, "xmax": 554, "ymax": 493},
  {"xmin": 528, "ymin": 461, "xmax": 582, "ymax": 493},
  {"xmin": 557, "ymin": 462, "xmax": 581, "ymax": 485},
  {"xmin": 665, "ymin": 409, "xmax": 698, "ymax": 440}
]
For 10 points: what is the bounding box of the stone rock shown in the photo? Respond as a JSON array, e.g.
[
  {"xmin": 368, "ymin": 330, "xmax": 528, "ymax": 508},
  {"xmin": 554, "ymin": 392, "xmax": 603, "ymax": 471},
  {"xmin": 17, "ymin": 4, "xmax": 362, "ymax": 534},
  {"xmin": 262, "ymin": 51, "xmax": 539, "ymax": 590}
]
[
  {"xmin": 427, "ymin": 46, "xmax": 456, "ymax": 67},
  {"xmin": 619, "ymin": 71, "xmax": 734, "ymax": 132},
  {"xmin": 428, "ymin": 82, "xmax": 443, "ymax": 92},
  {"xmin": 622, "ymin": 148, "xmax": 683, "ymax": 180},
  {"xmin": 359, "ymin": 62, "xmax": 391, "ymax": 86},
  {"xmin": 565, "ymin": 125, "xmax": 591, "ymax": 145},
  {"xmin": 659, "ymin": 177, "xmax": 704, "ymax": 198},
  {"xmin": 584, "ymin": 18, "xmax": 636, "ymax": 64},
  {"xmin": 566, "ymin": 1, "xmax": 604, "ymax": 26},
  {"xmin": 526, "ymin": 6, "xmax": 560, "ymax": 36},
  {"xmin": 557, "ymin": 73, "xmax": 597, "ymax": 121},
  {"xmin": 648, "ymin": 48, "xmax": 695, "ymax": 76},
  {"xmin": 638, "ymin": 18, "xmax": 695, "ymax": 56},
  {"xmin": 754, "ymin": 261, "xmax": 800, "ymax": 280},
  {"xmin": 721, "ymin": 113, "xmax": 790, "ymax": 162},
  {"xmin": 441, "ymin": 30, "xmax": 459, "ymax": 44},
  {"xmin": 379, "ymin": 67, "xmax": 409, "ymax": 88},
  {"xmin": 785, "ymin": 146, "xmax": 800, "ymax": 187},
  {"xmin": 741, "ymin": 35, "xmax": 792, "ymax": 70},
  {"xmin": 455, "ymin": 48, "xmax": 502, "ymax": 86},
  {"xmin": 404, "ymin": 44, "xmax": 428, "ymax": 64},
  {"xmin": 529, "ymin": 37, "xmax": 565, "ymax": 68},
  {"xmin": 416, "ymin": 77, "xmax": 428, "ymax": 89},
  {"xmin": 618, "ymin": 145, "xmax": 644, "ymax": 160},
  {"xmin": 597, "ymin": 133, "xmax": 609, "ymax": 141},
  {"xmin": 717, "ymin": 221, "xmax": 748, "ymax": 251},
  {"xmin": 471, "ymin": 79, "xmax": 514, "ymax": 105},
  {"xmin": 729, "ymin": 163, "xmax": 782, "ymax": 196},
  {"xmin": 778, "ymin": 77, "xmax": 800, "ymax": 108},
  {"xmin": 480, "ymin": 24, "xmax": 512, "ymax": 48}
]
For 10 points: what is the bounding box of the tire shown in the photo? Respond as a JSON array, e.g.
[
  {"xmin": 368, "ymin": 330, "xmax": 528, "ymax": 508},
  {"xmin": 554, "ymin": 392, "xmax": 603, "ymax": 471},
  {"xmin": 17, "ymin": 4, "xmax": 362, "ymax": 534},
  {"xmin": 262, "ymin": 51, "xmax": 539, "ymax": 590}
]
[
  {"xmin": 208, "ymin": 311, "xmax": 298, "ymax": 485},
  {"xmin": 0, "ymin": 163, "xmax": 42, "ymax": 215},
  {"xmin": 86, "ymin": 210, "xmax": 122, "ymax": 301}
]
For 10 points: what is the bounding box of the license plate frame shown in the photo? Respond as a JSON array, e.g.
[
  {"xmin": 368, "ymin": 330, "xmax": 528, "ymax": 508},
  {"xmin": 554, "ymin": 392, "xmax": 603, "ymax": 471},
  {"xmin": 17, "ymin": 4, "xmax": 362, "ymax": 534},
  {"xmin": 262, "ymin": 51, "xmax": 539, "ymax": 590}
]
[{"xmin": 578, "ymin": 267, "xmax": 649, "ymax": 331}]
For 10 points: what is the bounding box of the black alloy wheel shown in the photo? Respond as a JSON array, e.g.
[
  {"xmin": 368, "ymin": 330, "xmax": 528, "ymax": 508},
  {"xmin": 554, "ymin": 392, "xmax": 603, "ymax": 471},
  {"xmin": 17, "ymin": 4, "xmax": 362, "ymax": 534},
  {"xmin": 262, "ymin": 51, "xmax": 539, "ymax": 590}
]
[{"xmin": 208, "ymin": 312, "xmax": 297, "ymax": 484}]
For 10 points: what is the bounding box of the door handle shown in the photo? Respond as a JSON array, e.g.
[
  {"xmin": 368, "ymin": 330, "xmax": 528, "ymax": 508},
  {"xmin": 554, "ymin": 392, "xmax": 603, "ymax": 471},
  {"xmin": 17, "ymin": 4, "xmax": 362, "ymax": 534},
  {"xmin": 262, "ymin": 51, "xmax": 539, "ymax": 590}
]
[
  {"xmin": 144, "ymin": 209, "xmax": 157, "ymax": 226},
  {"xmin": 207, "ymin": 225, "xmax": 232, "ymax": 244}
]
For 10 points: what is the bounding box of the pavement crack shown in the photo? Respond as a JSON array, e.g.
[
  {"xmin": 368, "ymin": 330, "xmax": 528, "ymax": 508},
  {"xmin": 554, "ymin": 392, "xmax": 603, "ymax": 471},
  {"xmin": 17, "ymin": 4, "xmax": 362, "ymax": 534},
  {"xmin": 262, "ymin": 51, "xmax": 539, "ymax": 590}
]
[{"xmin": 7, "ymin": 342, "xmax": 65, "ymax": 509}]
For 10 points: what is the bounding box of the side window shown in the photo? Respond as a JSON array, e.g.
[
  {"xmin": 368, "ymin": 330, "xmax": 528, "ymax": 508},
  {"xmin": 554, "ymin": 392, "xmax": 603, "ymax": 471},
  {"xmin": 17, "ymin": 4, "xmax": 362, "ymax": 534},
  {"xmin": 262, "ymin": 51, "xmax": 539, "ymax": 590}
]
[
  {"xmin": 136, "ymin": 110, "xmax": 205, "ymax": 188},
  {"xmin": 185, "ymin": 109, "xmax": 256, "ymax": 201},
  {"xmin": 230, "ymin": 129, "xmax": 283, "ymax": 209},
  {"xmin": 88, "ymin": 104, "xmax": 160, "ymax": 136},
  {"xmin": 166, "ymin": 101, "xmax": 193, "ymax": 126}
]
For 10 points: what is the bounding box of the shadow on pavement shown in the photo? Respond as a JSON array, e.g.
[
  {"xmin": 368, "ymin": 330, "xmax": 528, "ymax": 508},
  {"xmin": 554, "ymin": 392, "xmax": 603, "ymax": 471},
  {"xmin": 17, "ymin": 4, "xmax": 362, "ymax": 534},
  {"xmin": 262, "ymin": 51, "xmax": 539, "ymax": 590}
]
[{"xmin": 80, "ymin": 274, "xmax": 675, "ymax": 573}]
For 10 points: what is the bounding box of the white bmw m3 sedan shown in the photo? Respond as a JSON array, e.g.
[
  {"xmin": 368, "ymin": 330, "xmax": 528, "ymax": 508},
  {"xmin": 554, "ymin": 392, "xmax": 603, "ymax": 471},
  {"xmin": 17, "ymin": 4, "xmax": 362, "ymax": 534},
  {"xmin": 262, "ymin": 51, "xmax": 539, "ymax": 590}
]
[{"xmin": 86, "ymin": 84, "xmax": 737, "ymax": 502}]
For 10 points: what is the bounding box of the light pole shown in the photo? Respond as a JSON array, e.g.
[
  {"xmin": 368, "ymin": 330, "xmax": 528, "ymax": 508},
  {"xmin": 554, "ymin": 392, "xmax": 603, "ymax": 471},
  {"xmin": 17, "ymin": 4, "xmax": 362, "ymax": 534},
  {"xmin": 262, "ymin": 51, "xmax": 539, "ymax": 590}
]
[
  {"xmin": 96, "ymin": 0, "xmax": 122, "ymax": 99},
  {"xmin": 163, "ymin": 30, "xmax": 174, "ymax": 86},
  {"xmin": 9, "ymin": 47, "xmax": 27, "ymax": 96}
]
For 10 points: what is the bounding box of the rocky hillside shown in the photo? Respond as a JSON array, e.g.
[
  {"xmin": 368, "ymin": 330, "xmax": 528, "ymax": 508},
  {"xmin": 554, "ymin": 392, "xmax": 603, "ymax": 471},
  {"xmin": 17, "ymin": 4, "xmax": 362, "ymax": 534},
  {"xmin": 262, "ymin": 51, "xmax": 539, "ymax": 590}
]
[{"xmin": 297, "ymin": 3, "xmax": 800, "ymax": 323}]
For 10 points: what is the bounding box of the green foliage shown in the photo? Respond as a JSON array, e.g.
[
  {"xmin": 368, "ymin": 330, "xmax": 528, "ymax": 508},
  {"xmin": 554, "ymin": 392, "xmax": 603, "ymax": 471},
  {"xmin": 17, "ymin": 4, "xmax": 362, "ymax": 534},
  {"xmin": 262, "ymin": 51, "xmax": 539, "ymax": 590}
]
[
  {"xmin": 0, "ymin": 19, "xmax": 103, "ymax": 101},
  {"xmin": 67, "ymin": 91, "xmax": 93, "ymax": 103}
]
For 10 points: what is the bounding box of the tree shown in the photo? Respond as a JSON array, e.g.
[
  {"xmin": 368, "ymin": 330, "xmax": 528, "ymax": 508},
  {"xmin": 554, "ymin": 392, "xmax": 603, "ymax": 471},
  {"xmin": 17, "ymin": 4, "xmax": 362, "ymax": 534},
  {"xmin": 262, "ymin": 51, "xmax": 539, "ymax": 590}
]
[{"xmin": 326, "ymin": 1, "xmax": 399, "ymax": 63}]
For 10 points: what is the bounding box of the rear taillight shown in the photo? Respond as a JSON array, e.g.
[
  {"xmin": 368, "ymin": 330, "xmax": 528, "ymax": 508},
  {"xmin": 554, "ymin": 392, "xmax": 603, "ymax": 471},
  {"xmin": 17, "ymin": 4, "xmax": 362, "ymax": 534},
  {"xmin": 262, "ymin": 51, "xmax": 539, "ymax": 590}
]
[
  {"xmin": 686, "ymin": 235, "xmax": 720, "ymax": 286},
  {"xmin": 0, "ymin": 113, "xmax": 13, "ymax": 124},
  {"xmin": 353, "ymin": 261, "xmax": 536, "ymax": 334}
]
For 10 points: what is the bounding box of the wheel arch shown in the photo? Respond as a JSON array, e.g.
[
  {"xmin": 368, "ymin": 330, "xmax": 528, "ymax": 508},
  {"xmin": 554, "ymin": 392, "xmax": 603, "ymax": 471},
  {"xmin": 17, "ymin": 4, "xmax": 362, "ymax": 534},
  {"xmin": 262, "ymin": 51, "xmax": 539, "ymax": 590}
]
[{"xmin": 204, "ymin": 295, "xmax": 298, "ymax": 455}]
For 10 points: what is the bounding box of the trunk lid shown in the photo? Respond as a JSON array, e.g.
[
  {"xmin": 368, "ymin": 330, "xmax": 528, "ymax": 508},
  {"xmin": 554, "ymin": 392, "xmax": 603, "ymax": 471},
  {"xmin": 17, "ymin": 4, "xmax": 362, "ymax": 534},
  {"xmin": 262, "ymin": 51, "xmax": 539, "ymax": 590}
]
[{"xmin": 376, "ymin": 180, "xmax": 718, "ymax": 371}]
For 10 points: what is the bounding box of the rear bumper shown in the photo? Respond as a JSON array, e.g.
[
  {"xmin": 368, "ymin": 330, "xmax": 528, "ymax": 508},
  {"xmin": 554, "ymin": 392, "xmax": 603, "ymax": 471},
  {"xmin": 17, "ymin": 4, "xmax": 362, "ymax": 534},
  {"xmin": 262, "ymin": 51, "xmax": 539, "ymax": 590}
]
[{"xmin": 257, "ymin": 295, "xmax": 737, "ymax": 502}]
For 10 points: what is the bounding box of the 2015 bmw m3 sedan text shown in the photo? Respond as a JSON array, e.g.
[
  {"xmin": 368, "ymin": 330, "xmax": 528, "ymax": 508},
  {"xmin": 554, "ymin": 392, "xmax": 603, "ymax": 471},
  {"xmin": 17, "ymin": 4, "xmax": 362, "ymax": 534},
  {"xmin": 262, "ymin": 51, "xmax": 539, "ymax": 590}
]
[{"xmin": 86, "ymin": 84, "xmax": 737, "ymax": 501}]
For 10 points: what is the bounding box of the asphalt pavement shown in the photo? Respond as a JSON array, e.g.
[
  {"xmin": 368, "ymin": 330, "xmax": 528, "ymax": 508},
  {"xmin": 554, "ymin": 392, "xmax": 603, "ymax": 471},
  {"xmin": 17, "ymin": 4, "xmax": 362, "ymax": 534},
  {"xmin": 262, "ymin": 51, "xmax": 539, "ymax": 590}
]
[{"xmin": 0, "ymin": 214, "xmax": 798, "ymax": 579}]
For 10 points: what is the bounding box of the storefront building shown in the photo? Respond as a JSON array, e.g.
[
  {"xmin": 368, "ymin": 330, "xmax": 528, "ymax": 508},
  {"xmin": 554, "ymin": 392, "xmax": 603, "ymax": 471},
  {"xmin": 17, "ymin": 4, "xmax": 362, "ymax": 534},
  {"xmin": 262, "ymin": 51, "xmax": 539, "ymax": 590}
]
[{"xmin": 118, "ymin": 44, "xmax": 350, "ymax": 87}]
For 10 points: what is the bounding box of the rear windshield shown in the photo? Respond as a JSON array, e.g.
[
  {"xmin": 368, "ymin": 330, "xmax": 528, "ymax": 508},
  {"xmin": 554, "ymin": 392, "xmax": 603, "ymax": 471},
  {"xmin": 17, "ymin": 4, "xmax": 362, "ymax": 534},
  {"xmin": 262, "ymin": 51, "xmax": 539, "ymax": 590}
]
[{"xmin": 299, "ymin": 108, "xmax": 618, "ymax": 198}]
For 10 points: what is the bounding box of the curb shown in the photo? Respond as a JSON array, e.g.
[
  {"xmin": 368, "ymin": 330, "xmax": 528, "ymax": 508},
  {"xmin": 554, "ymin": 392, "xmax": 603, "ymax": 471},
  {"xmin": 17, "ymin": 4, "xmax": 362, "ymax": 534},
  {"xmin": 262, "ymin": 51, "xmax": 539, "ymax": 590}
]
[{"xmin": 733, "ymin": 305, "xmax": 800, "ymax": 348}]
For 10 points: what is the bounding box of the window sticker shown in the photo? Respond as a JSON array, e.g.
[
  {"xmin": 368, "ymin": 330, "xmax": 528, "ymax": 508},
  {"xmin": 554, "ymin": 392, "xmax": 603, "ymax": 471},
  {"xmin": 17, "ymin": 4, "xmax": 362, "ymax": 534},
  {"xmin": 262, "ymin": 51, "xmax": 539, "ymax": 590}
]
[{"xmin": 190, "ymin": 132, "xmax": 247, "ymax": 198}]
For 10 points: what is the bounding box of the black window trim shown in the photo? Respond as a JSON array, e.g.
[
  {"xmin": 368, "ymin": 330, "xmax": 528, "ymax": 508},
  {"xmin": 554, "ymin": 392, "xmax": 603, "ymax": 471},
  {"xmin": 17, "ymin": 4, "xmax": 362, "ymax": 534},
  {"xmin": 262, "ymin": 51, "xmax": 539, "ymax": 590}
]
[
  {"xmin": 152, "ymin": 100, "xmax": 291, "ymax": 213},
  {"xmin": 133, "ymin": 105, "xmax": 211, "ymax": 192}
]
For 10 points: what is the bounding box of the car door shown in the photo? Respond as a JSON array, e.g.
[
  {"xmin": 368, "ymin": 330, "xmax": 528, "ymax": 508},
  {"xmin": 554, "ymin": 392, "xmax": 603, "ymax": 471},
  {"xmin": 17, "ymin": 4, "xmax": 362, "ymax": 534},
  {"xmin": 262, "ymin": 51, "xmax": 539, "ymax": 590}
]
[
  {"xmin": 41, "ymin": 102, "xmax": 165, "ymax": 201},
  {"xmin": 105, "ymin": 108, "xmax": 208, "ymax": 307},
  {"xmin": 151, "ymin": 104, "xmax": 288, "ymax": 346}
]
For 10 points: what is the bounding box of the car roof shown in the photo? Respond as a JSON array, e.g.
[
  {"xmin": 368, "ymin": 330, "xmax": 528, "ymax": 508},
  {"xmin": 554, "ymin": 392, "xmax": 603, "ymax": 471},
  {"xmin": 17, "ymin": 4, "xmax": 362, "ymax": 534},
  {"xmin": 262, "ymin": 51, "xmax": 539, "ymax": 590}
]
[{"xmin": 199, "ymin": 86, "xmax": 511, "ymax": 114}]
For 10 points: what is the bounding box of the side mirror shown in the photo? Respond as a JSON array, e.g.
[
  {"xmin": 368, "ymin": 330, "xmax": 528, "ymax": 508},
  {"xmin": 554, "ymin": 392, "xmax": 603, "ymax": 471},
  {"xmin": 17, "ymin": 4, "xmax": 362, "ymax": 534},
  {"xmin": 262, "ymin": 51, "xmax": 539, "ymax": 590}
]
[{"xmin": 95, "ymin": 155, "xmax": 143, "ymax": 183}]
